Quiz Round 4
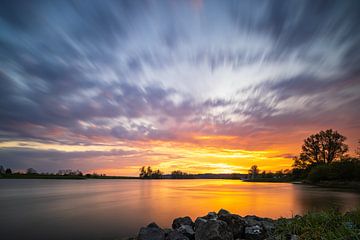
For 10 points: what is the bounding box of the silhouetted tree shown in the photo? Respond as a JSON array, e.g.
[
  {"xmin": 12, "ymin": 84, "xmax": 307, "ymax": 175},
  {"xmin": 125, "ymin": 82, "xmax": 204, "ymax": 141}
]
[
  {"xmin": 139, "ymin": 166, "xmax": 163, "ymax": 179},
  {"xmin": 171, "ymin": 170, "xmax": 189, "ymax": 179},
  {"xmin": 5, "ymin": 168, "xmax": 12, "ymax": 174},
  {"xmin": 0, "ymin": 165, "xmax": 5, "ymax": 175},
  {"xmin": 26, "ymin": 168, "xmax": 37, "ymax": 174},
  {"xmin": 294, "ymin": 129, "xmax": 348, "ymax": 168},
  {"xmin": 248, "ymin": 165, "xmax": 259, "ymax": 179},
  {"xmin": 139, "ymin": 166, "xmax": 148, "ymax": 178}
]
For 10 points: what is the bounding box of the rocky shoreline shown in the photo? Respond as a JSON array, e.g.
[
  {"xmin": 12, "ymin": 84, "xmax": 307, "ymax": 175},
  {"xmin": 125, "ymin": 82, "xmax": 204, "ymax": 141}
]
[{"xmin": 128, "ymin": 209, "xmax": 298, "ymax": 240}]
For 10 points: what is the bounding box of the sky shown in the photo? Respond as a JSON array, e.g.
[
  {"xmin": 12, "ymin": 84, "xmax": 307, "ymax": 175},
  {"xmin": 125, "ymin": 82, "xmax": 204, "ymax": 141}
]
[{"xmin": 0, "ymin": 0, "xmax": 360, "ymax": 176}]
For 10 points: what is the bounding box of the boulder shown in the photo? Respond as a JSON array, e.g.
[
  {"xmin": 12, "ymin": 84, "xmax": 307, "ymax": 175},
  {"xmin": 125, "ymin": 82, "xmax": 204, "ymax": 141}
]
[
  {"xmin": 172, "ymin": 216, "xmax": 194, "ymax": 229},
  {"xmin": 217, "ymin": 208, "xmax": 230, "ymax": 216},
  {"xmin": 194, "ymin": 217, "xmax": 207, "ymax": 231},
  {"xmin": 164, "ymin": 228, "xmax": 173, "ymax": 235},
  {"xmin": 138, "ymin": 222, "xmax": 165, "ymax": 240},
  {"xmin": 166, "ymin": 230, "xmax": 190, "ymax": 240},
  {"xmin": 195, "ymin": 219, "xmax": 233, "ymax": 240},
  {"xmin": 244, "ymin": 225, "xmax": 266, "ymax": 240},
  {"xmin": 285, "ymin": 234, "xmax": 299, "ymax": 240},
  {"xmin": 177, "ymin": 224, "xmax": 195, "ymax": 240},
  {"xmin": 244, "ymin": 215, "xmax": 275, "ymax": 236},
  {"xmin": 218, "ymin": 213, "xmax": 246, "ymax": 238},
  {"xmin": 205, "ymin": 212, "xmax": 218, "ymax": 220}
]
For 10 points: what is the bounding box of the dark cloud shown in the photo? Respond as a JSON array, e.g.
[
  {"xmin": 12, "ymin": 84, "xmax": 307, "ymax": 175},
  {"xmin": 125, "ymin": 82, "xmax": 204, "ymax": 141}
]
[{"xmin": 0, "ymin": 147, "xmax": 140, "ymax": 172}]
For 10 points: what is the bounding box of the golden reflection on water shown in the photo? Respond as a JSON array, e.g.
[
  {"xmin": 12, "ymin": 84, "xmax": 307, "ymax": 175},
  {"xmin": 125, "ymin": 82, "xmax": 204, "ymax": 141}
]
[{"xmin": 131, "ymin": 179, "xmax": 360, "ymax": 224}]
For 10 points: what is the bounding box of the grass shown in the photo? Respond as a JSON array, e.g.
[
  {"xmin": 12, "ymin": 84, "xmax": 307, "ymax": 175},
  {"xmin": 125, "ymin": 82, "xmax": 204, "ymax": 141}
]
[{"xmin": 274, "ymin": 209, "xmax": 360, "ymax": 240}]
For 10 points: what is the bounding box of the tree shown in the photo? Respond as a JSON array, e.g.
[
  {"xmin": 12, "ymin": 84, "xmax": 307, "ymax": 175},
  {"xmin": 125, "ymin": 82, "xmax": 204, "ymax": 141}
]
[
  {"xmin": 139, "ymin": 166, "xmax": 148, "ymax": 178},
  {"xmin": 294, "ymin": 129, "xmax": 348, "ymax": 168},
  {"xmin": 248, "ymin": 165, "xmax": 259, "ymax": 179},
  {"xmin": 139, "ymin": 166, "xmax": 163, "ymax": 179},
  {"xmin": 5, "ymin": 168, "xmax": 12, "ymax": 174},
  {"xmin": 356, "ymin": 140, "xmax": 360, "ymax": 158},
  {"xmin": 171, "ymin": 170, "xmax": 189, "ymax": 179},
  {"xmin": 26, "ymin": 168, "xmax": 37, "ymax": 174},
  {"xmin": 0, "ymin": 165, "xmax": 5, "ymax": 175}
]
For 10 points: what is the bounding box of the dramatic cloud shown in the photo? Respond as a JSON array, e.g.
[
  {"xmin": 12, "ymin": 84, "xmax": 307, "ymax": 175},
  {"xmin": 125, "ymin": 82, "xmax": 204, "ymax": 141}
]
[{"xmin": 0, "ymin": 0, "xmax": 359, "ymax": 174}]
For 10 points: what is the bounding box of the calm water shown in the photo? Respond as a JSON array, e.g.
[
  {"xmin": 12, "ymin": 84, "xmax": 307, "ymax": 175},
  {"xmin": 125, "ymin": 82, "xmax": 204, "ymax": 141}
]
[{"xmin": 0, "ymin": 179, "xmax": 359, "ymax": 240}]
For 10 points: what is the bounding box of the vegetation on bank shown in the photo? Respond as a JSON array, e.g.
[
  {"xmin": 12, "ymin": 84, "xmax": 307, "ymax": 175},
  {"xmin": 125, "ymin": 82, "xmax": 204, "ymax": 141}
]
[
  {"xmin": 247, "ymin": 129, "xmax": 360, "ymax": 188},
  {"xmin": 275, "ymin": 209, "xmax": 360, "ymax": 239}
]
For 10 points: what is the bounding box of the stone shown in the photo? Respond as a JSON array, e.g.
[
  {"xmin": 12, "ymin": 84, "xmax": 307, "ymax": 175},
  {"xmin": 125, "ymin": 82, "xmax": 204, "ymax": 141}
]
[
  {"xmin": 244, "ymin": 215, "xmax": 275, "ymax": 236},
  {"xmin": 218, "ymin": 213, "xmax": 246, "ymax": 239},
  {"xmin": 244, "ymin": 225, "xmax": 266, "ymax": 240},
  {"xmin": 195, "ymin": 219, "xmax": 233, "ymax": 240},
  {"xmin": 286, "ymin": 234, "xmax": 300, "ymax": 240},
  {"xmin": 138, "ymin": 222, "xmax": 165, "ymax": 240},
  {"xmin": 148, "ymin": 222, "xmax": 161, "ymax": 228},
  {"xmin": 205, "ymin": 212, "xmax": 218, "ymax": 220},
  {"xmin": 260, "ymin": 220, "xmax": 275, "ymax": 235},
  {"xmin": 217, "ymin": 208, "xmax": 231, "ymax": 216},
  {"xmin": 291, "ymin": 235, "xmax": 299, "ymax": 240},
  {"xmin": 164, "ymin": 228, "xmax": 173, "ymax": 235},
  {"xmin": 194, "ymin": 217, "xmax": 207, "ymax": 231},
  {"xmin": 166, "ymin": 230, "xmax": 190, "ymax": 240},
  {"xmin": 172, "ymin": 216, "xmax": 194, "ymax": 229},
  {"xmin": 177, "ymin": 224, "xmax": 195, "ymax": 240}
]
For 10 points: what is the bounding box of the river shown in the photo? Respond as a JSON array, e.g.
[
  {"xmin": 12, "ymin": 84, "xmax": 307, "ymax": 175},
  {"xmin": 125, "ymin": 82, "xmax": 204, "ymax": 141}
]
[{"xmin": 0, "ymin": 179, "xmax": 359, "ymax": 239}]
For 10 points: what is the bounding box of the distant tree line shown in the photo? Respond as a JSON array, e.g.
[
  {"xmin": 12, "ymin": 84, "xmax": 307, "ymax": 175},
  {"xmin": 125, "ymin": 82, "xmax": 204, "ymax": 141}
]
[
  {"xmin": 139, "ymin": 167, "xmax": 247, "ymax": 179},
  {"xmin": 0, "ymin": 166, "xmax": 109, "ymax": 179}
]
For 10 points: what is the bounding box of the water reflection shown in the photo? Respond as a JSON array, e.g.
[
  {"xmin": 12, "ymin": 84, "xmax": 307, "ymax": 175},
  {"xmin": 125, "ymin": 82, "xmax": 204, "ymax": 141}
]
[{"xmin": 0, "ymin": 179, "xmax": 359, "ymax": 240}]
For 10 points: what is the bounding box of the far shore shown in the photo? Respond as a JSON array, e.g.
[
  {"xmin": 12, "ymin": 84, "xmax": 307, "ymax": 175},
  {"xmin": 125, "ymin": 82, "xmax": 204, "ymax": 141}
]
[{"xmin": 2, "ymin": 174, "xmax": 360, "ymax": 191}]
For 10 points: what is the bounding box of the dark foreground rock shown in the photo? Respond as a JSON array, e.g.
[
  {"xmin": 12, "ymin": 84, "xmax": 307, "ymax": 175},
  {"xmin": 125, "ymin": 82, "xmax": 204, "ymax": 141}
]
[
  {"xmin": 133, "ymin": 210, "xmax": 281, "ymax": 240},
  {"xmin": 137, "ymin": 222, "xmax": 165, "ymax": 240}
]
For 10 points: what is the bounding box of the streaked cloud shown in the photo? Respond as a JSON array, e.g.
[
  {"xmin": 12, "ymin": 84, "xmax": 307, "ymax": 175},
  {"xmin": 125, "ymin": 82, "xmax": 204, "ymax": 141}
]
[{"xmin": 0, "ymin": 0, "xmax": 359, "ymax": 174}]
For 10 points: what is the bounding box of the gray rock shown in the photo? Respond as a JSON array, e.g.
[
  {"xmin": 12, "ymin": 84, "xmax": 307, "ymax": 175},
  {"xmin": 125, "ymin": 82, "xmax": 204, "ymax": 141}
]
[
  {"xmin": 147, "ymin": 222, "xmax": 161, "ymax": 228},
  {"xmin": 172, "ymin": 216, "xmax": 194, "ymax": 229},
  {"xmin": 244, "ymin": 215, "xmax": 275, "ymax": 236},
  {"xmin": 244, "ymin": 225, "xmax": 266, "ymax": 240},
  {"xmin": 177, "ymin": 225, "xmax": 195, "ymax": 240},
  {"xmin": 195, "ymin": 219, "xmax": 233, "ymax": 240},
  {"xmin": 291, "ymin": 235, "xmax": 299, "ymax": 240},
  {"xmin": 218, "ymin": 213, "xmax": 246, "ymax": 239},
  {"xmin": 194, "ymin": 217, "xmax": 207, "ymax": 231},
  {"xmin": 286, "ymin": 234, "xmax": 299, "ymax": 240},
  {"xmin": 260, "ymin": 220, "xmax": 275, "ymax": 235},
  {"xmin": 217, "ymin": 208, "xmax": 231, "ymax": 216},
  {"xmin": 164, "ymin": 228, "xmax": 173, "ymax": 235},
  {"xmin": 206, "ymin": 212, "xmax": 218, "ymax": 220},
  {"xmin": 138, "ymin": 222, "xmax": 165, "ymax": 240},
  {"xmin": 166, "ymin": 230, "xmax": 189, "ymax": 240}
]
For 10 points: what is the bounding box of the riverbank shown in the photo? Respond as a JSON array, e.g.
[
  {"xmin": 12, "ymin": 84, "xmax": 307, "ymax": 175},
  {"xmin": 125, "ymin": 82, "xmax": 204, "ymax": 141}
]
[
  {"xmin": 130, "ymin": 209, "xmax": 360, "ymax": 240},
  {"xmin": 244, "ymin": 178, "xmax": 360, "ymax": 191},
  {"xmin": 303, "ymin": 180, "xmax": 360, "ymax": 191}
]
